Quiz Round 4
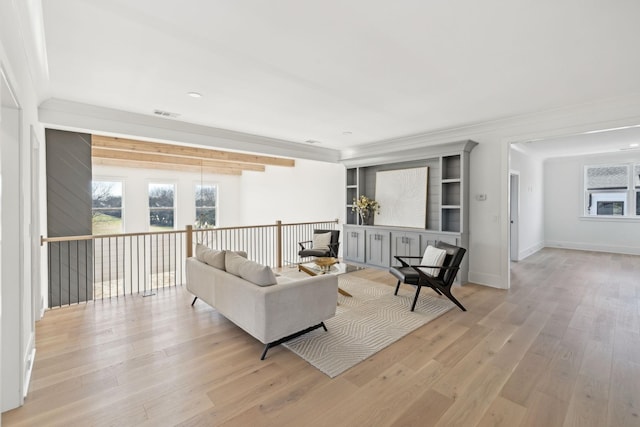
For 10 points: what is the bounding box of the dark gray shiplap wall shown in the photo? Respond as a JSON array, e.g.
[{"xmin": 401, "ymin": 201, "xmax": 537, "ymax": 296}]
[{"xmin": 46, "ymin": 129, "xmax": 93, "ymax": 306}]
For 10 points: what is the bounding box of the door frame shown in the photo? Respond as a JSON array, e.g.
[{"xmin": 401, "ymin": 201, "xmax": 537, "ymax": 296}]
[{"xmin": 509, "ymin": 171, "xmax": 520, "ymax": 261}]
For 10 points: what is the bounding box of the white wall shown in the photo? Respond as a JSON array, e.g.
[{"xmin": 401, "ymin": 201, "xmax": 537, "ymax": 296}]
[
  {"xmin": 510, "ymin": 148, "xmax": 545, "ymax": 259},
  {"xmin": 239, "ymin": 158, "xmax": 345, "ymax": 225},
  {"xmin": 0, "ymin": 0, "xmax": 46, "ymax": 412},
  {"xmin": 93, "ymin": 159, "xmax": 344, "ymax": 231},
  {"xmin": 545, "ymin": 150, "xmax": 640, "ymax": 255},
  {"xmin": 92, "ymin": 165, "xmax": 242, "ymax": 231}
]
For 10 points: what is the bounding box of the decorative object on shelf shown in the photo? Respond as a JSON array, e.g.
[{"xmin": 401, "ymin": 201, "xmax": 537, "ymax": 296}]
[{"xmin": 352, "ymin": 195, "xmax": 380, "ymax": 225}]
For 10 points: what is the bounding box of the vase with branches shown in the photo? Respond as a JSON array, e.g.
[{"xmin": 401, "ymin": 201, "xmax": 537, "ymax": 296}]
[{"xmin": 352, "ymin": 195, "xmax": 380, "ymax": 225}]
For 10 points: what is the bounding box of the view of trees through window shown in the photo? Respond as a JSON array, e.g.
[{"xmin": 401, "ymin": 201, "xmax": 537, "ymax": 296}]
[
  {"xmin": 149, "ymin": 183, "xmax": 175, "ymax": 230},
  {"xmin": 195, "ymin": 184, "xmax": 217, "ymax": 228},
  {"xmin": 92, "ymin": 181, "xmax": 123, "ymax": 234}
]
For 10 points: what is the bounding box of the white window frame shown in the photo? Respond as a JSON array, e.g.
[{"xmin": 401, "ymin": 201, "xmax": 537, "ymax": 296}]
[
  {"xmin": 583, "ymin": 163, "xmax": 639, "ymax": 218},
  {"xmin": 91, "ymin": 179, "xmax": 124, "ymax": 234},
  {"xmin": 148, "ymin": 182, "xmax": 177, "ymax": 230},
  {"xmin": 194, "ymin": 182, "xmax": 218, "ymax": 228}
]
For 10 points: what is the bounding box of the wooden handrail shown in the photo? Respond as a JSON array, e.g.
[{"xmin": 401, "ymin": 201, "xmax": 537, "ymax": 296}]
[
  {"xmin": 41, "ymin": 219, "xmax": 340, "ymax": 246},
  {"xmin": 41, "ymin": 229, "xmax": 187, "ymax": 245}
]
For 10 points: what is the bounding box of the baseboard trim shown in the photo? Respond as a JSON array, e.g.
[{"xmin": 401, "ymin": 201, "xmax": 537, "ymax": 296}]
[
  {"xmin": 518, "ymin": 242, "xmax": 544, "ymax": 261},
  {"xmin": 468, "ymin": 271, "xmax": 506, "ymax": 289},
  {"xmin": 24, "ymin": 347, "xmax": 36, "ymax": 398},
  {"xmin": 545, "ymin": 241, "xmax": 640, "ymax": 256}
]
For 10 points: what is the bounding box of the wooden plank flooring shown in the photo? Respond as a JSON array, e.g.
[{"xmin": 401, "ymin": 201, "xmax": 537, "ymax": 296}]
[{"xmin": 3, "ymin": 248, "xmax": 639, "ymax": 426}]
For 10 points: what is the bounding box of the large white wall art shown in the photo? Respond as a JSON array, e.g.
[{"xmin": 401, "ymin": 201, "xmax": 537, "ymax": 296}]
[{"xmin": 374, "ymin": 167, "xmax": 428, "ymax": 228}]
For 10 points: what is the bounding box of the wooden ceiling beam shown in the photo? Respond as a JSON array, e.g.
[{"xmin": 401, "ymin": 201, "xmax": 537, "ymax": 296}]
[
  {"xmin": 92, "ymin": 147, "xmax": 266, "ymax": 172},
  {"xmin": 91, "ymin": 135, "xmax": 295, "ymax": 167},
  {"xmin": 92, "ymin": 158, "xmax": 242, "ymax": 175}
]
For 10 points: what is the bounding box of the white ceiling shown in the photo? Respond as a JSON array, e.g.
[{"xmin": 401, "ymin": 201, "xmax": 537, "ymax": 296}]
[
  {"xmin": 39, "ymin": 0, "xmax": 640, "ymax": 153},
  {"xmin": 512, "ymin": 125, "xmax": 640, "ymax": 159}
]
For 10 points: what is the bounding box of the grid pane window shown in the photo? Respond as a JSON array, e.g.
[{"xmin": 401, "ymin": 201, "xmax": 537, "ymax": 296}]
[
  {"xmin": 585, "ymin": 165, "xmax": 629, "ymax": 216},
  {"xmin": 92, "ymin": 181, "xmax": 123, "ymax": 234},
  {"xmin": 149, "ymin": 183, "xmax": 175, "ymax": 230},
  {"xmin": 195, "ymin": 184, "xmax": 217, "ymax": 228},
  {"xmin": 583, "ymin": 164, "xmax": 640, "ymax": 217},
  {"xmin": 585, "ymin": 165, "xmax": 629, "ymax": 190}
]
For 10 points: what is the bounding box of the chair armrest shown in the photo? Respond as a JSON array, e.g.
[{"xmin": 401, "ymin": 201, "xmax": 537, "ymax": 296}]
[
  {"xmin": 298, "ymin": 240, "xmax": 313, "ymax": 250},
  {"xmin": 411, "ymin": 264, "xmax": 459, "ymax": 277},
  {"xmin": 393, "ymin": 255, "xmax": 422, "ymax": 267}
]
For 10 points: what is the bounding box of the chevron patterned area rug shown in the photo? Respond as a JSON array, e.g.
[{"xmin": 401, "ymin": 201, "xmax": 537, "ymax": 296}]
[{"xmin": 282, "ymin": 274, "xmax": 455, "ymax": 378}]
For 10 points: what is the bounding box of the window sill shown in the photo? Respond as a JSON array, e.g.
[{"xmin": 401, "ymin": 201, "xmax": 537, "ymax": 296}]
[{"xmin": 580, "ymin": 215, "xmax": 640, "ymax": 223}]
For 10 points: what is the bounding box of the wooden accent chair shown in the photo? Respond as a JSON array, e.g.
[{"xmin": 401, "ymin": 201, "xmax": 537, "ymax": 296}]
[
  {"xmin": 298, "ymin": 229, "xmax": 340, "ymax": 258},
  {"xmin": 389, "ymin": 241, "xmax": 467, "ymax": 312}
]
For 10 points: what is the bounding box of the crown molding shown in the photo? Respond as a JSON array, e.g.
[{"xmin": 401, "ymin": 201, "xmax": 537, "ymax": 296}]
[
  {"xmin": 340, "ymin": 93, "xmax": 640, "ymax": 165},
  {"xmin": 38, "ymin": 98, "xmax": 341, "ymax": 163}
]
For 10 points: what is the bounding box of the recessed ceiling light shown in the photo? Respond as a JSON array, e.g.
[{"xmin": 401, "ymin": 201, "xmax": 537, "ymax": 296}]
[
  {"xmin": 630, "ymin": 143, "xmax": 639, "ymax": 148},
  {"xmin": 342, "ymin": 131, "xmax": 353, "ymax": 136},
  {"xmin": 187, "ymin": 92, "xmax": 202, "ymax": 98}
]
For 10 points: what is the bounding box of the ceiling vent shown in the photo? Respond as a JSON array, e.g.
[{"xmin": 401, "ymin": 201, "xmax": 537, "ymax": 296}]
[{"xmin": 153, "ymin": 109, "xmax": 180, "ymax": 119}]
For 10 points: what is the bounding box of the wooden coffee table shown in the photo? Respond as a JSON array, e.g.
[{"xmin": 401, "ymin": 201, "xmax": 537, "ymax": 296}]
[{"xmin": 298, "ymin": 258, "xmax": 353, "ymax": 297}]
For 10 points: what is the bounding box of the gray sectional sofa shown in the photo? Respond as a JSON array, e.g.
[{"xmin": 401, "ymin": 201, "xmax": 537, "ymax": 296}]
[{"xmin": 186, "ymin": 245, "xmax": 338, "ymax": 359}]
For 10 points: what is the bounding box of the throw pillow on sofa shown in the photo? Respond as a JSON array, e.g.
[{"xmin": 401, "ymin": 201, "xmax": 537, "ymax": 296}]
[
  {"xmin": 195, "ymin": 244, "xmax": 226, "ymax": 270},
  {"xmin": 224, "ymin": 251, "xmax": 277, "ymax": 286},
  {"xmin": 225, "ymin": 250, "xmax": 248, "ymax": 276},
  {"xmin": 196, "ymin": 244, "xmax": 247, "ymax": 270},
  {"xmin": 239, "ymin": 259, "xmax": 277, "ymax": 287}
]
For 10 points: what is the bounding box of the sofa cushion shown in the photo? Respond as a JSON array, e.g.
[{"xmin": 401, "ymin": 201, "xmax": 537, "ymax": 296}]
[
  {"xmin": 233, "ymin": 250, "xmax": 248, "ymax": 258},
  {"xmin": 225, "ymin": 250, "xmax": 248, "ymax": 276},
  {"xmin": 312, "ymin": 232, "xmax": 332, "ymax": 251},
  {"xmin": 195, "ymin": 244, "xmax": 226, "ymax": 270},
  {"xmin": 239, "ymin": 260, "xmax": 277, "ymax": 286}
]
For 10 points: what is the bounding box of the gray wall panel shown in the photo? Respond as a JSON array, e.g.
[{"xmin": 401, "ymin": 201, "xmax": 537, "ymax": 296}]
[{"xmin": 46, "ymin": 129, "xmax": 93, "ymax": 306}]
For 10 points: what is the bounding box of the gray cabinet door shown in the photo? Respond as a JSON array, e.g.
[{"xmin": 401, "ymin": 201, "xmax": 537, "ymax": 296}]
[
  {"xmin": 391, "ymin": 232, "xmax": 421, "ymax": 266},
  {"xmin": 344, "ymin": 227, "xmax": 365, "ymax": 263},
  {"xmin": 365, "ymin": 229, "xmax": 390, "ymax": 267}
]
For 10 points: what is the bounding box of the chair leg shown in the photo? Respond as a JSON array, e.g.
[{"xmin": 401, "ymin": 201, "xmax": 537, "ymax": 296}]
[
  {"xmin": 442, "ymin": 289, "xmax": 466, "ymax": 311},
  {"xmin": 191, "ymin": 296, "xmax": 198, "ymax": 306},
  {"xmin": 411, "ymin": 284, "xmax": 422, "ymax": 311},
  {"xmin": 394, "ymin": 280, "xmax": 402, "ymax": 295}
]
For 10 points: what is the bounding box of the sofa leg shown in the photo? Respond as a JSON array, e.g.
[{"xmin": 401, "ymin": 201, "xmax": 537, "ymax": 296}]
[
  {"xmin": 190, "ymin": 296, "xmax": 198, "ymax": 306},
  {"xmin": 260, "ymin": 343, "xmax": 273, "ymax": 361},
  {"xmin": 260, "ymin": 322, "xmax": 327, "ymax": 360}
]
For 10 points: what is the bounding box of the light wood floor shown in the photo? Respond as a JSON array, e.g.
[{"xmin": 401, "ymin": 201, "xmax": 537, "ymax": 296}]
[{"xmin": 3, "ymin": 248, "xmax": 640, "ymax": 427}]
